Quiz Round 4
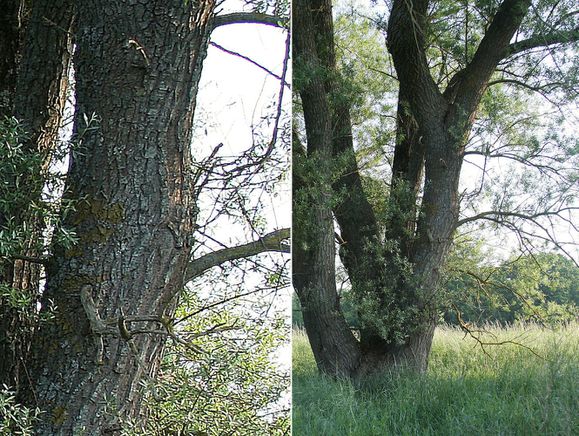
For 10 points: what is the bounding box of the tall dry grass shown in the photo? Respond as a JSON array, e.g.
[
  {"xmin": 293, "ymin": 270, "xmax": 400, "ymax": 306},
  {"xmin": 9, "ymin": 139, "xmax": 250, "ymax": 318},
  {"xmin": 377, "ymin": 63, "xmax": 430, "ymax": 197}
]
[{"xmin": 293, "ymin": 323, "xmax": 578, "ymax": 435}]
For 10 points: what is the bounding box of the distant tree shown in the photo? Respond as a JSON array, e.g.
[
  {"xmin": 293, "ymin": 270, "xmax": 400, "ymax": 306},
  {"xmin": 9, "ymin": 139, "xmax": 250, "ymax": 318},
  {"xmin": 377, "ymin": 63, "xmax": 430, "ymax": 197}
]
[
  {"xmin": 293, "ymin": 0, "xmax": 578, "ymax": 378},
  {"xmin": 0, "ymin": 0, "xmax": 74, "ymax": 390},
  {"xmin": 443, "ymin": 249, "xmax": 578, "ymax": 325}
]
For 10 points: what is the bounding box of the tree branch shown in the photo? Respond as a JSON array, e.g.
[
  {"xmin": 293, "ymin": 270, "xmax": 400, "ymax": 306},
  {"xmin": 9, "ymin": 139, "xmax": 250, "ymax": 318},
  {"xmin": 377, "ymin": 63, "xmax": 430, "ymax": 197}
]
[
  {"xmin": 505, "ymin": 27, "xmax": 579, "ymax": 57},
  {"xmin": 211, "ymin": 12, "xmax": 288, "ymax": 30},
  {"xmin": 209, "ymin": 41, "xmax": 290, "ymax": 87},
  {"xmin": 457, "ymin": 207, "xmax": 578, "ymax": 227},
  {"xmin": 185, "ymin": 228, "xmax": 290, "ymax": 282},
  {"xmin": 1, "ymin": 254, "xmax": 50, "ymax": 265},
  {"xmin": 447, "ymin": 0, "xmax": 532, "ymax": 116},
  {"xmin": 387, "ymin": 0, "xmax": 446, "ymax": 123}
]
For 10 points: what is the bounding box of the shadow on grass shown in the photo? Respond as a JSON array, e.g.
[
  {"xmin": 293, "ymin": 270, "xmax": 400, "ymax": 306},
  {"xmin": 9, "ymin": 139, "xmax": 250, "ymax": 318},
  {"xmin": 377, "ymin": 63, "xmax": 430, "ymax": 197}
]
[{"xmin": 292, "ymin": 324, "xmax": 578, "ymax": 436}]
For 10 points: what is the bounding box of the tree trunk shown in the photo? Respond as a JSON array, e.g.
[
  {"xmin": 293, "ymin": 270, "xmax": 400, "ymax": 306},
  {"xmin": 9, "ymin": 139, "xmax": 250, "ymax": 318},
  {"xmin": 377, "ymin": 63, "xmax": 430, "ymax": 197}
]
[
  {"xmin": 19, "ymin": 1, "xmax": 215, "ymax": 433},
  {"xmin": 0, "ymin": 0, "xmax": 74, "ymax": 391},
  {"xmin": 293, "ymin": 142, "xmax": 361, "ymax": 378},
  {"xmin": 293, "ymin": 0, "xmax": 361, "ymax": 378},
  {"xmin": 0, "ymin": 0, "xmax": 21, "ymax": 118},
  {"xmin": 294, "ymin": 0, "xmax": 533, "ymax": 378},
  {"xmin": 0, "ymin": 0, "xmax": 22, "ymax": 388}
]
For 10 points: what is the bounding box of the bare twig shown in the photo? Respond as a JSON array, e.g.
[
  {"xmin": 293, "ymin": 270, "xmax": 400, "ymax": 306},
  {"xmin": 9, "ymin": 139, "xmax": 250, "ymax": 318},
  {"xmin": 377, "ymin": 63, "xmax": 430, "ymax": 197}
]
[{"xmin": 209, "ymin": 42, "xmax": 290, "ymax": 88}]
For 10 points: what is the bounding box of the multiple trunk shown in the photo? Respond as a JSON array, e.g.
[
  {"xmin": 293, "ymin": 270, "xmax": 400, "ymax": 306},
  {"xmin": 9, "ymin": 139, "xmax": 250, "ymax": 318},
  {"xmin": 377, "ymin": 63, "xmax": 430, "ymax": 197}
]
[
  {"xmin": 15, "ymin": 1, "xmax": 215, "ymax": 433},
  {"xmin": 2, "ymin": 0, "xmax": 570, "ymax": 428},
  {"xmin": 293, "ymin": 0, "xmax": 532, "ymax": 377}
]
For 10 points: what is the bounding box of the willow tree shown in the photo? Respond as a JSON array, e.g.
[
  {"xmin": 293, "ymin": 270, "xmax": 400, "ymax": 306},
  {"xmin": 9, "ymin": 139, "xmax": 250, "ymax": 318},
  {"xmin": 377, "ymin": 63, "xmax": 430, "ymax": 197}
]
[
  {"xmin": 293, "ymin": 0, "xmax": 578, "ymax": 377},
  {"xmin": 0, "ymin": 0, "xmax": 289, "ymax": 433}
]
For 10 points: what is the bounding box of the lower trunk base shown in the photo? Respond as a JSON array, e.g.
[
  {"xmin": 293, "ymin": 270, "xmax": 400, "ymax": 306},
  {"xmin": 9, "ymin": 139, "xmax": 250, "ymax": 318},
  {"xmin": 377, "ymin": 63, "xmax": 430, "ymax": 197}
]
[{"xmin": 355, "ymin": 322, "xmax": 436, "ymax": 377}]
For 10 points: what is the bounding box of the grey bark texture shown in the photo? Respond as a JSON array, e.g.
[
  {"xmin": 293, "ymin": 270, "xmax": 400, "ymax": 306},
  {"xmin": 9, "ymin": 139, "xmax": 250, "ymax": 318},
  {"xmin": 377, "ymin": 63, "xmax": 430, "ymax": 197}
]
[{"xmin": 19, "ymin": 1, "xmax": 216, "ymax": 433}]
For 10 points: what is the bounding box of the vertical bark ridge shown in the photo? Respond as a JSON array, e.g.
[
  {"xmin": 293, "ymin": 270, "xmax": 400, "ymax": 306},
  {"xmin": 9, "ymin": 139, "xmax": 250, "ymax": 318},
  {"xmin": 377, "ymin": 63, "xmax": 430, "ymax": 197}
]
[
  {"xmin": 0, "ymin": 0, "xmax": 74, "ymax": 391},
  {"xmin": 21, "ymin": 1, "xmax": 215, "ymax": 433}
]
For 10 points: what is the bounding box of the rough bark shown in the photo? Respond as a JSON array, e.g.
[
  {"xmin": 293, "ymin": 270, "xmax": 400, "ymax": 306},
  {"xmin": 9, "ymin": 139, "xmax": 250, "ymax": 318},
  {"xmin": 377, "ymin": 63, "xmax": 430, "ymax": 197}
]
[
  {"xmin": 0, "ymin": 0, "xmax": 21, "ymax": 118},
  {"xmin": 211, "ymin": 12, "xmax": 287, "ymax": 30},
  {"xmin": 0, "ymin": 0, "xmax": 74, "ymax": 391},
  {"xmin": 294, "ymin": 0, "xmax": 537, "ymax": 377},
  {"xmin": 20, "ymin": 1, "xmax": 215, "ymax": 434},
  {"xmin": 293, "ymin": 0, "xmax": 361, "ymax": 378}
]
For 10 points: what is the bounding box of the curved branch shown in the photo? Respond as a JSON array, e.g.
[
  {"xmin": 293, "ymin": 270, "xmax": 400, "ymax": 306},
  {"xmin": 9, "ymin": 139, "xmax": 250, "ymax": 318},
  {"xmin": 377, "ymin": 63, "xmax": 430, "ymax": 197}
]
[
  {"xmin": 209, "ymin": 41, "xmax": 290, "ymax": 87},
  {"xmin": 457, "ymin": 207, "xmax": 578, "ymax": 227},
  {"xmin": 211, "ymin": 12, "xmax": 288, "ymax": 30},
  {"xmin": 185, "ymin": 228, "xmax": 290, "ymax": 282},
  {"xmin": 505, "ymin": 27, "xmax": 579, "ymax": 58}
]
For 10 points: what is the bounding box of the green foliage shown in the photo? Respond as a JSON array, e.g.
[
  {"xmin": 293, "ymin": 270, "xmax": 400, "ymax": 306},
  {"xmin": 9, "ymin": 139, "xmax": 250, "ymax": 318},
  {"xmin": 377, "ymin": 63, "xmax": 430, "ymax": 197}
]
[
  {"xmin": 0, "ymin": 117, "xmax": 41, "ymax": 258},
  {"xmin": 426, "ymin": 0, "xmax": 487, "ymax": 81},
  {"xmin": 293, "ymin": 324, "xmax": 579, "ymax": 435},
  {"xmin": 124, "ymin": 272, "xmax": 290, "ymax": 435},
  {"xmin": 334, "ymin": 9, "xmax": 397, "ymax": 175},
  {"xmin": 0, "ymin": 116, "xmax": 76, "ymax": 314},
  {"xmin": 0, "ymin": 116, "xmax": 77, "ymax": 260},
  {"xmin": 0, "ymin": 385, "xmax": 41, "ymax": 435},
  {"xmin": 292, "ymin": 292, "xmax": 304, "ymax": 328},
  {"xmin": 239, "ymin": 0, "xmax": 289, "ymax": 18},
  {"xmin": 352, "ymin": 240, "xmax": 420, "ymax": 345},
  {"xmin": 296, "ymin": 240, "xmax": 577, "ymax": 333},
  {"xmin": 442, "ymin": 239, "xmax": 578, "ymax": 325}
]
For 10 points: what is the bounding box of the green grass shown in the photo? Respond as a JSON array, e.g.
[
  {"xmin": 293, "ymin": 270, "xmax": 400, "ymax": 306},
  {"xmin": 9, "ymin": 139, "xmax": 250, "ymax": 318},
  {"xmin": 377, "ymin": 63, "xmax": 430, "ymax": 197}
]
[{"xmin": 293, "ymin": 323, "xmax": 579, "ymax": 435}]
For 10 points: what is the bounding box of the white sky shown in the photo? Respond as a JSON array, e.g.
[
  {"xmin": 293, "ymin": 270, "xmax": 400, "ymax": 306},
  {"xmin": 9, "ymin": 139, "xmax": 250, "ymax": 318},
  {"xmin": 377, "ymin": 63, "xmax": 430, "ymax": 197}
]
[
  {"xmin": 194, "ymin": 9, "xmax": 291, "ymax": 304},
  {"xmin": 195, "ymin": 20, "xmax": 290, "ymax": 233},
  {"xmin": 193, "ymin": 7, "xmax": 292, "ymax": 392}
]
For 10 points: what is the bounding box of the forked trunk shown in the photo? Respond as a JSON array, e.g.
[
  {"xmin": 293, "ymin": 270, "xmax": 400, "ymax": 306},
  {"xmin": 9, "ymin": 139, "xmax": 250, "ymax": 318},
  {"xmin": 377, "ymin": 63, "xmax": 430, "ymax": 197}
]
[
  {"xmin": 295, "ymin": 0, "xmax": 531, "ymax": 380},
  {"xmin": 357, "ymin": 323, "xmax": 436, "ymax": 375},
  {"xmin": 19, "ymin": 1, "xmax": 215, "ymax": 433}
]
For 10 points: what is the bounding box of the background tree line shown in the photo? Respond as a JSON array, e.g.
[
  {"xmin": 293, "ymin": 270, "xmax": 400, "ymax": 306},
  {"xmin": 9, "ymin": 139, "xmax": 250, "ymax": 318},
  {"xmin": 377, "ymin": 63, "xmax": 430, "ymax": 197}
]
[{"xmin": 294, "ymin": 248, "xmax": 578, "ymax": 328}]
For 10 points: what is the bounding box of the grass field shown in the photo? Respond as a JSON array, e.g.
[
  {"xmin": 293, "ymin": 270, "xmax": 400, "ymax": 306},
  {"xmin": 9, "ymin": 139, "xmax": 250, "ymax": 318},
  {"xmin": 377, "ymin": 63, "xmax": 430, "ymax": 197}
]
[{"xmin": 292, "ymin": 323, "xmax": 578, "ymax": 435}]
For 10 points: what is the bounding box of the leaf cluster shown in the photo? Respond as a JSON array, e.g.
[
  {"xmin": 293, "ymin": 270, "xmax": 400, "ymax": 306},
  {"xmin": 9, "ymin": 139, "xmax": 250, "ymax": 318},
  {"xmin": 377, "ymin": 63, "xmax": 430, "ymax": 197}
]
[
  {"xmin": 123, "ymin": 275, "xmax": 290, "ymax": 435},
  {"xmin": 0, "ymin": 384, "xmax": 41, "ymax": 436},
  {"xmin": 441, "ymin": 238, "xmax": 578, "ymax": 325}
]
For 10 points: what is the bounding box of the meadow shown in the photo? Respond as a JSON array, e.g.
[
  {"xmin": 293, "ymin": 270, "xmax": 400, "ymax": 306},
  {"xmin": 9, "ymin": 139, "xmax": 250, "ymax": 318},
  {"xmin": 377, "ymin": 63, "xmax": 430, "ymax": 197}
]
[{"xmin": 292, "ymin": 323, "xmax": 578, "ymax": 435}]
